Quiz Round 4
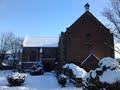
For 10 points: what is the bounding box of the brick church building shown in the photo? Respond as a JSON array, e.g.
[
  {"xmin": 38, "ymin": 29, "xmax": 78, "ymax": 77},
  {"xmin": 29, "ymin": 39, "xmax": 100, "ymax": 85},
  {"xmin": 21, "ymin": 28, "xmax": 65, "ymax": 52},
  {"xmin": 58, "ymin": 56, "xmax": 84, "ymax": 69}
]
[{"xmin": 22, "ymin": 4, "xmax": 114, "ymax": 72}]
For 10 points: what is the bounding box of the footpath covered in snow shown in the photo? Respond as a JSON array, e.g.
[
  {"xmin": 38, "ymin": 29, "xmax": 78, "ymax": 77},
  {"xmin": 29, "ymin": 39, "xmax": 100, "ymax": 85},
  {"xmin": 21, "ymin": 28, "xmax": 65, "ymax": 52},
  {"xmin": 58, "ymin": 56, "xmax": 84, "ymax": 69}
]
[{"xmin": 0, "ymin": 70, "xmax": 82, "ymax": 90}]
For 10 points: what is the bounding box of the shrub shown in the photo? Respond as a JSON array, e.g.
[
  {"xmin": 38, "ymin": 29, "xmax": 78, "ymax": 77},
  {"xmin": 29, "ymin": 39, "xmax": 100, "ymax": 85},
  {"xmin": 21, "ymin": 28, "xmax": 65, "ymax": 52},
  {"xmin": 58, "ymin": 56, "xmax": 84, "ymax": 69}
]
[
  {"xmin": 7, "ymin": 72, "xmax": 26, "ymax": 86},
  {"xmin": 102, "ymin": 81, "xmax": 120, "ymax": 90},
  {"xmin": 30, "ymin": 62, "xmax": 44, "ymax": 75},
  {"xmin": 58, "ymin": 74, "xmax": 67, "ymax": 87},
  {"xmin": 75, "ymin": 77, "xmax": 82, "ymax": 87},
  {"xmin": 63, "ymin": 63, "xmax": 87, "ymax": 87},
  {"xmin": 0, "ymin": 66, "xmax": 14, "ymax": 70},
  {"xmin": 83, "ymin": 57, "xmax": 120, "ymax": 90},
  {"xmin": 83, "ymin": 71, "xmax": 103, "ymax": 90}
]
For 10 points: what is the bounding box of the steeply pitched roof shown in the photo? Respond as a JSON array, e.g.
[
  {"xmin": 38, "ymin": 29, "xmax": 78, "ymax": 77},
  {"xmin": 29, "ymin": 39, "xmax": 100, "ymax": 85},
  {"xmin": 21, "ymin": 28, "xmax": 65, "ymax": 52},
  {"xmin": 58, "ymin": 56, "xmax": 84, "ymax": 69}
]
[
  {"xmin": 66, "ymin": 11, "xmax": 109, "ymax": 33},
  {"xmin": 81, "ymin": 52, "xmax": 100, "ymax": 65},
  {"xmin": 23, "ymin": 36, "xmax": 59, "ymax": 47}
]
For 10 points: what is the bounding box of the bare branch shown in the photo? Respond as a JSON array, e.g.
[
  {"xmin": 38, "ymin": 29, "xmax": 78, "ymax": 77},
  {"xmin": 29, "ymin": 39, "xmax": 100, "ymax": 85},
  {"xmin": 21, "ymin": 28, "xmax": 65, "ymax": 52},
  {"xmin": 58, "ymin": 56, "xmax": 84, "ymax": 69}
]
[
  {"xmin": 104, "ymin": 43, "xmax": 120, "ymax": 55},
  {"xmin": 102, "ymin": 0, "xmax": 120, "ymax": 54},
  {"xmin": 0, "ymin": 32, "xmax": 23, "ymax": 65}
]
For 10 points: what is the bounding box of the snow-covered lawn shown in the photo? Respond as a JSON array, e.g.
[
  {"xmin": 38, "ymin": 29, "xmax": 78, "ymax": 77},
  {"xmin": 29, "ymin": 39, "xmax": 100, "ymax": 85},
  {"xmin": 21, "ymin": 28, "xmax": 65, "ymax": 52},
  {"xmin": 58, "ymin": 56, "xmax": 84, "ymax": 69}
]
[{"xmin": 0, "ymin": 70, "xmax": 82, "ymax": 90}]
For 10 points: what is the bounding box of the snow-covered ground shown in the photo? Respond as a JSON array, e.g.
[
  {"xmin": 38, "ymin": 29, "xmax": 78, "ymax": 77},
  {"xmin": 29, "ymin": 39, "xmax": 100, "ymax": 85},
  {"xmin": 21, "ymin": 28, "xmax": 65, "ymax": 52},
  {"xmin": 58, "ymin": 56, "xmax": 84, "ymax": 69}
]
[{"xmin": 0, "ymin": 70, "xmax": 82, "ymax": 90}]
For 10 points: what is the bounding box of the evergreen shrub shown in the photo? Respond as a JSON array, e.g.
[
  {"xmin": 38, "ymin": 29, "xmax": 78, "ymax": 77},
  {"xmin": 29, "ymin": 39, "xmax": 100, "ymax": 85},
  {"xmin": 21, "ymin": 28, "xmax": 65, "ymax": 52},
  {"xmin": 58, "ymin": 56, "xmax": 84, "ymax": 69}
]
[
  {"xmin": 7, "ymin": 72, "xmax": 26, "ymax": 86},
  {"xmin": 30, "ymin": 62, "xmax": 44, "ymax": 75}
]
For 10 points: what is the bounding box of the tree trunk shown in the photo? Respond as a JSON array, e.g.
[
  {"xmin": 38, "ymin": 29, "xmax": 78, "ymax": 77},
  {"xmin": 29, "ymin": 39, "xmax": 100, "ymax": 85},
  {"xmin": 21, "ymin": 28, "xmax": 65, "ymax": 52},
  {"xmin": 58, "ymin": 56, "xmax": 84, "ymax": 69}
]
[
  {"xmin": 0, "ymin": 54, "xmax": 5, "ymax": 66},
  {"xmin": 13, "ymin": 54, "xmax": 16, "ymax": 69},
  {"xmin": 0, "ymin": 59, "xmax": 3, "ymax": 66}
]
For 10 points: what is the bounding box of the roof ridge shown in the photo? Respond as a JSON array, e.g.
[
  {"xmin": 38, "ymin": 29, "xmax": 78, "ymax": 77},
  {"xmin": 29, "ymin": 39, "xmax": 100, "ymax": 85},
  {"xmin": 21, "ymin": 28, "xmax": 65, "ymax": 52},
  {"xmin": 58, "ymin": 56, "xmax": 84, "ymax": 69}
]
[{"xmin": 66, "ymin": 11, "xmax": 109, "ymax": 33}]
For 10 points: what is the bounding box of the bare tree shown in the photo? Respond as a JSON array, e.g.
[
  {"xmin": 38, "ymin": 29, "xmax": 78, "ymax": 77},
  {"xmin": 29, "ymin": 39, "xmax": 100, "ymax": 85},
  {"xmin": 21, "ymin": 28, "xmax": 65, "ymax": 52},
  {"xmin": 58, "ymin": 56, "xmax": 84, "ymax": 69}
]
[
  {"xmin": 0, "ymin": 32, "xmax": 15, "ymax": 65},
  {"xmin": 10, "ymin": 37, "xmax": 23, "ymax": 66},
  {"xmin": 102, "ymin": 0, "xmax": 120, "ymax": 54},
  {"xmin": 0, "ymin": 32, "xmax": 23, "ymax": 66}
]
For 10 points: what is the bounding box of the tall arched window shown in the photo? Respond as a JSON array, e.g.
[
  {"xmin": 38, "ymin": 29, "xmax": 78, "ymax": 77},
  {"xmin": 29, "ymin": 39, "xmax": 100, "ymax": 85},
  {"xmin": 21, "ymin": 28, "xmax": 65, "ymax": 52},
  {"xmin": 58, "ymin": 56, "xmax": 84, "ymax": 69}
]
[{"xmin": 85, "ymin": 32, "xmax": 93, "ymax": 53}]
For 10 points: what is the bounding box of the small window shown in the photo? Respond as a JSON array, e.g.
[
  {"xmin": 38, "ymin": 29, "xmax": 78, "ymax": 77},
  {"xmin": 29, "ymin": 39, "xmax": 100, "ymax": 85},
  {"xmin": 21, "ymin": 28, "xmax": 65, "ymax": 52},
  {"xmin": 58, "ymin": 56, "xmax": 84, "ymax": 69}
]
[{"xmin": 86, "ymin": 33, "xmax": 92, "ymax": 38}]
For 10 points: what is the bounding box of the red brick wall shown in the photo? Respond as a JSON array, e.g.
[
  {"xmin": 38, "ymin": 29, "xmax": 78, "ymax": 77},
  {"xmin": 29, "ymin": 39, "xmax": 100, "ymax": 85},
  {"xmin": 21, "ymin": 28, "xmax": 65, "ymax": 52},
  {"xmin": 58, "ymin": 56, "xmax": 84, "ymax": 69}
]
[{"xmin": 59, "ymin": 11, "xmax": 114, "ymax": 71}]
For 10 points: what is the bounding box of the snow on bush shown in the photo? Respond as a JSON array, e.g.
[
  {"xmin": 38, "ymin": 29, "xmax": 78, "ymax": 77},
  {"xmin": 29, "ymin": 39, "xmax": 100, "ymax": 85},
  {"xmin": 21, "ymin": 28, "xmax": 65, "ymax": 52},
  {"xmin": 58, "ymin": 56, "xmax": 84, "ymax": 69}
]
[
  {"xmin": 7, "ymin": 72, "xmax": 26, "ymax": 86},
  {"xmin": 100, "ymin": 69, "xmax": 120, "ymax": 84},
  {"xmin": 63, "ymin": 63, "xmax": 87, "ymax": 87},
  {"xmin": 98, "ymin": 57, "xmax": 120, "ymax": 70},
  {"xmin": 83, "ymin": 57, "xmax": 120, "ymax": 90},
  {"xmin": 98, "ymin": 57, "xmax": 120, "ymax": 84},
  {"xmin": 30, "ymin": 62, "xmax": 44, "ymax": 75},
  {"xmin": 63, "ymin": 63, "xmax": 87, "ymax": 78},
  {"xmin": 57, "ymin": 74, "xmax": 67, "ymax": 87}
]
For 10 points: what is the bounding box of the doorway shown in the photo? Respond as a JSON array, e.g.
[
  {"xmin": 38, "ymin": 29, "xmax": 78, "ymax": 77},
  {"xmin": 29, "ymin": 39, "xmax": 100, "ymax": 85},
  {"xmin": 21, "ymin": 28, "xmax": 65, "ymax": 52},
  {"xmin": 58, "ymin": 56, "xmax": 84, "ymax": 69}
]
[{"xmin": 43, "ymin": 62, "xmax": 51, "ymax": 72}]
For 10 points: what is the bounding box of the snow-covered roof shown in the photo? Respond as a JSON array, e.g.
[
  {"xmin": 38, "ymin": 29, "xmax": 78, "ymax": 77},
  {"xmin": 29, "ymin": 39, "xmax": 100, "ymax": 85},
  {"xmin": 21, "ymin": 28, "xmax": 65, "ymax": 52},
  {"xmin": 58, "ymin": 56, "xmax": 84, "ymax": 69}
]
[
  {"xmin": 23, "ymin": 36, "xmax": 59, "ymax": 47},
  {"xmin": 63, "ymin": 63, "xmax": 87, "ymax": 78}
]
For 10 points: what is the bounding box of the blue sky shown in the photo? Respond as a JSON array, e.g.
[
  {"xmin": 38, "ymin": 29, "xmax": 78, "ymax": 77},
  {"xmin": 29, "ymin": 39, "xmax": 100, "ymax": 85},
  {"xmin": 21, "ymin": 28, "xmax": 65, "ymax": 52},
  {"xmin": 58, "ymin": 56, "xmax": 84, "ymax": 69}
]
[{"xmin": 0, "ymin": 0, "xmax": 110, "ymax": 37}]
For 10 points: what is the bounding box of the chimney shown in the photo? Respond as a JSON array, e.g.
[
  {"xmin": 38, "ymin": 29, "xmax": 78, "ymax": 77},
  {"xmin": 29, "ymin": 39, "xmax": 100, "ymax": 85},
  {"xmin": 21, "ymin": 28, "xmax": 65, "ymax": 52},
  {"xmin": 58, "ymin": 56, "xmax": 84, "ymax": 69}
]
[{"xmin": 84, "ymin": 3, "xmax": 90, "ymax": 12}]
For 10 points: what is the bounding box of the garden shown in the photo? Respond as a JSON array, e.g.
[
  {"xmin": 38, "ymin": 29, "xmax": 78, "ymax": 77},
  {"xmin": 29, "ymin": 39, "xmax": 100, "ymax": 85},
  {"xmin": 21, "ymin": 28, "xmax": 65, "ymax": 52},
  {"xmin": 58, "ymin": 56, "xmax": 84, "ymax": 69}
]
[{"xmin": 0, "ymin": 57, "xmax": 120, "ymax": 90}]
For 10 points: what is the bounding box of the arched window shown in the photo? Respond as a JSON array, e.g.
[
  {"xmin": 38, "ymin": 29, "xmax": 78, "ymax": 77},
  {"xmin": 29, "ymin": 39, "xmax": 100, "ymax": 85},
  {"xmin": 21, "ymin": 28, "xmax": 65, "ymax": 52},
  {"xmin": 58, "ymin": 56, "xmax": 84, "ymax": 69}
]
[{"xmin": 85, "ymin": 32, "xmax": 93, "ymax": 52}]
